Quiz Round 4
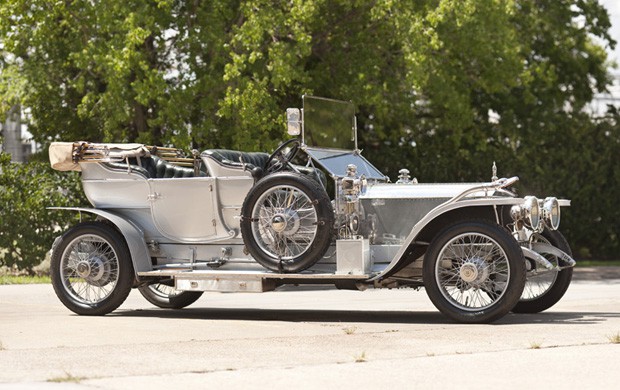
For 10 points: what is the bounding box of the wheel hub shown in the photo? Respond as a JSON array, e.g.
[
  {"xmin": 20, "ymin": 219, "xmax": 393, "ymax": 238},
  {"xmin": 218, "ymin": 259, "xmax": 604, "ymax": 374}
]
[
  {"xmin": 76, "ymin": 255, "xmax": 110, "ymax": 285},
  {"xmin": 271, "ymin": 215, "xmax": 287, "ymax": 233},
  {"xmin": 270, "ymin": 210, "xmax": 301, "ymax": 236},
  {"xmin": 459, "ymin": 258, "xmax": 490, "ymax": 285},
  {"xmin": 76, "ymin": 261, "xmax": 92, "ymax": 278}
]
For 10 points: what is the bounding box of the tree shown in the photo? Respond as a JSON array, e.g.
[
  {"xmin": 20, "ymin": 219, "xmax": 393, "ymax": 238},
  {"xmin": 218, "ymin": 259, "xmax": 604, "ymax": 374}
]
[
  {"xmin": 0, "ymin": 0, "xmax": 617, "ymax": 259},
  {"xmin": 518, "ymin": 108, "xmax": 620, "ymax": 259},
  {"xmin": 1, "ymin": 1, "xmax": 613, "ymax": 153},
  {"xmin": 0, "ymin": 1, "xmax": 238, "ymax": 147},
  {"xmin": 0, "ymin": 151, "xmax": 87, "ymax": 271}
]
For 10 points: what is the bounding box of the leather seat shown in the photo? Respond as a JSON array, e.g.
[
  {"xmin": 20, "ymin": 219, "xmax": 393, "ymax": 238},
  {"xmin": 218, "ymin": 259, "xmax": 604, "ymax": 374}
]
[
  {"xmin": 202, "ymin": 149, "xmax": 326, "ymax": 186},
  {"xmin": 142, "ymin": 156, "xmax": 205, "ymax": 178},
  {"xmin": 106, "ymin": 150, "xmax": 325, "ymax": 184},
  {"xmin": 104, "ymin": 156, "xmax": 206, "ymax": 179},
  {"xmin": 201, "ymin": 149, "xmax": 270, "ymax": 171}
]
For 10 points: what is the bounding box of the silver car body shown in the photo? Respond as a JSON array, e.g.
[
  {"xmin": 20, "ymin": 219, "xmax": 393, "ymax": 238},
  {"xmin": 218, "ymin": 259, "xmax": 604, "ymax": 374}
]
[{"xmin": 48, "ymin": 96, "xmax": 575, "ymax": 322}]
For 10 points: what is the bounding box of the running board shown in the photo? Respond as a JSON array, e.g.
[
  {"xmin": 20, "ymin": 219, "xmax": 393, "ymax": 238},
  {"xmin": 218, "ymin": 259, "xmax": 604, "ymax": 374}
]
[{"xmin": 137, "ymin": 270, "xmax": 370, "ymax": 293}]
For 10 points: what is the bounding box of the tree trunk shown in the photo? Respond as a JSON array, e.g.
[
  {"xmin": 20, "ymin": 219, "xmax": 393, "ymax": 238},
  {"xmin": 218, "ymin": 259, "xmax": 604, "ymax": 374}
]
[{"xmin": 2, "ymin": 105, "xmax": 25, "ymax": 162}]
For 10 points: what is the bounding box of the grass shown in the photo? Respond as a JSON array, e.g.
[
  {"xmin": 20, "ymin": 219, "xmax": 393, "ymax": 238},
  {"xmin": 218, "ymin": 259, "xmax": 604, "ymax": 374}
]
[
  {"xmin": 608, "ymin": 332, "xmax": 620, "ymax": 344},
  {"xmin": 342, "ymin": 326, "xmax": 357, "ymax": 335},
  {"xmin": 47, "ymin": 372, "xmax": 84, "ymax": 383},
  {"xmin": 576, "ymin": 260, "xmax": 620, "ymax": 267},
  {"xmin": 529, "ymin": 341, "xmax": 543, "ymax": 349},
  {"xmin": 0, "ymin": 341, "xmax": 4, "ymax": 351},
  {"xmin": 0, "ymin": 275, "xmax": 51, "ymax": 285},
  {"xmin": 354, "ymin": 351, "xmax": 367, "ymax": 363}
]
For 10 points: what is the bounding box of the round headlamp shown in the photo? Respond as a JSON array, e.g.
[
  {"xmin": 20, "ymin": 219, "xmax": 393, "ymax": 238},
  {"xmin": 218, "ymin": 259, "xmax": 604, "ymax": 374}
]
[
  {"xmin": 523, "ymin": 196, "xmax": 541, "ymax": 231},
  {"xmin": 542, "ymin": 197, "xmax": 560, "ymax": 230}
]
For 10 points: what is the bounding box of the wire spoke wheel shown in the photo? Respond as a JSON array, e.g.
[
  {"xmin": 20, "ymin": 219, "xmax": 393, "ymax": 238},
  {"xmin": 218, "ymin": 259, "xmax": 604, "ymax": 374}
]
[
  {"xmin": 51, "ymin": 222, "xmax": 134, "ymax": 315},
  {"xmin": 435, "ymin": 233, "xmax": 510, "ymax": 311},
  {"xmin": 520, "ymin": 234, "xmax": 557, "ymax": 301},
  {"xmin": 521, "ymin": 269, "xmax": 557, "ymax": 301},
  {"xmin": 241, "ymin": 172, "xmax": 333, "ymax": 273},
  {"xmin": 423, "ymin": 221, "xmax": 525, "ymax": 323},
  {"xmin": 513, "ymin": 230, "xmax": 573, "ymax": 313},
  {"xmin": 138, "ymin": 282, "xmax": 203, "ymax": 309},
  {"xmin": 252, "ymin": 185, "xmax": 318, "ymax": 260},
  {"xmin": 60, "ymin": 234, "xmax": 120, "ymax": 304},
  {"xmin": 147, "ymin": 283, "xmax": 181, "ymax": 298}
]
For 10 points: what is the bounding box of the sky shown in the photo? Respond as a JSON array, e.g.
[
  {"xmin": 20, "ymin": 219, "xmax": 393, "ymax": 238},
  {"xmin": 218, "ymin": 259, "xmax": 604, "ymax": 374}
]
[
  {"xmin": 591, "ymin": 0, "xmax": 620, "ymax": 115},
  {"xmin": 600, "ymin": 0, "xmax": 620, "ymax": 66}
]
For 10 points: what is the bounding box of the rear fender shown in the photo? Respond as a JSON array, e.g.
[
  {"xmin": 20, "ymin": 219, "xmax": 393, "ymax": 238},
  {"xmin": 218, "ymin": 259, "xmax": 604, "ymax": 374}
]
[{"xmin": 49, "ymin": 207, "xmax": 152, "ymax": 275}]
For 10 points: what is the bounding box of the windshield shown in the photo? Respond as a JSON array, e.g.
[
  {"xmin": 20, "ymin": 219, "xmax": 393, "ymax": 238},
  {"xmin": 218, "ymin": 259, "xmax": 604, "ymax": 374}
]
[
  {"xmin": 302, "ymin": 96, "xmax": 356, "ymax": 150},
  {"xmin": 299, "ymin": 96, "xmax": 385, "ymax": 180}
]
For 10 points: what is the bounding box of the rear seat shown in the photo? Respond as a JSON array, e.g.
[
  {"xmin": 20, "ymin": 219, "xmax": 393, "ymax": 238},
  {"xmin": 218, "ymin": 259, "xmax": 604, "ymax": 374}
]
[
  {"xmin": 105, "ymin": 149, "xmax": 325, "ymax": 184},
  {"xmin": 104, "ymin": 156, "xmax": 206, "ymax": 179}
]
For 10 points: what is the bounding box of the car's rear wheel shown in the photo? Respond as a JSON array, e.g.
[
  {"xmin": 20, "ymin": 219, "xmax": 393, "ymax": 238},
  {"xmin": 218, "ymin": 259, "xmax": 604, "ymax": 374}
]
[
  {"xmin": 51, "ymin": 221, "xmax": 134, "ymax": 315},
  {"xmin": 240, "ymin": 172, "xmax": 333, "ymax": 273},
  {"xmin": 423, "ymin": 220, "xmax": 526, "ymax": 323},
  {"xmin": 512, "ymin": 230, "xmax": 573, "ymax": 313},
  {"xmin": 138, "ymin": 283, "xmax": 203, "ymax": 309}
]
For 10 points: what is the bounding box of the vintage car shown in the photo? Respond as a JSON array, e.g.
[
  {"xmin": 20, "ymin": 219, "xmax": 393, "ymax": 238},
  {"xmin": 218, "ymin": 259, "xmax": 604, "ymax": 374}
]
[{"xmin": 48, "ymin": 96, "xmax": 575, "ymax": 323}]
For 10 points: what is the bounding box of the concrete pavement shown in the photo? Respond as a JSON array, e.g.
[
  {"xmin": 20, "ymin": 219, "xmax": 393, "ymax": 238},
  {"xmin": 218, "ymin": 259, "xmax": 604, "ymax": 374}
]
[{"xmin": 0, "ymin": 268, "xmax": 619, "ymax": 389}]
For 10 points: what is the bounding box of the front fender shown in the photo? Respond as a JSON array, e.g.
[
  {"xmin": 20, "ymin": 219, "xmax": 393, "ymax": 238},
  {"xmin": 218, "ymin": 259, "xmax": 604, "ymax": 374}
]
[
  {"xmin": 522, "ymin": 244, "xmax": 576, "ymax": 271},
  {"xmin": 530, "ymin": 242, "xmax": 576, "ymax": 268},
  {"xmin": 369, "ymin": 197, "xmax": 521, "ymax": 281},
  {"xmin": 49, "ymin": 207, "xmax": 152, "ymax": 275}
]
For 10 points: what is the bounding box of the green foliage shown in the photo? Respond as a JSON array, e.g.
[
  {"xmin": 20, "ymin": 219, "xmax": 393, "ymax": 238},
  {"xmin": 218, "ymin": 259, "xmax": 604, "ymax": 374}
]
[
  {"xmin": 0, "ymin": 152, "xmax": 88, "ymax": 271},
  {"xmin": 518, "ymin": 109, "xmax": 620, "ymax": 259},
  {"xmin": 0, "ymin": 0, "xmax": 618, "ymax": 259},
  {"xmin": 0, "ymin": 275, "xmax": 51, "ymax": 285}
]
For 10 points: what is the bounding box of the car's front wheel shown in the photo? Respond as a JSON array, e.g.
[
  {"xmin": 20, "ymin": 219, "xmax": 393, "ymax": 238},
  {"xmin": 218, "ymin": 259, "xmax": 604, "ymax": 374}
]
[
  {"xmin": 513, "ymin": 230, "xmax": 573, "ymax": 313},
  {"xmin": 423, "ymin": 220, "xmax": 526, "ymax": 323},
  {"xmin": 51, "ymin": 221, "xmax": 134, "ymax": 315}
]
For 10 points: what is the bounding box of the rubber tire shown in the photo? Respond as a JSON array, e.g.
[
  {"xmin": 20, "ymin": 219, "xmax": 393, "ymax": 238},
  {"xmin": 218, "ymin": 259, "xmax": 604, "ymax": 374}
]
[
  {"xmin": 240, "ymin": 172, "xmax": 333, "ymax": 273},
  {"xmin": 51, "ymin": 221, "xmax": 134, "ymax": 315},
  {"xmin": 512, "ymin": 230, "xmax": 573, "ymax": 313},
  {"xmin": 423, "ymin": 220, "xmax": 526, "ymax": 324},
  {"xmin": 138, "ymin": 284, "xmax": 203, "ymax": 309}
]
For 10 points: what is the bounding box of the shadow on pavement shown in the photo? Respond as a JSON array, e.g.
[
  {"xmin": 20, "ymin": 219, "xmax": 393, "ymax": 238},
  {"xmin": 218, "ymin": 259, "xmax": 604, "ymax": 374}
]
[
  {"xmin": 109, "ymin": 307, "xmax": 620, "ymax": 326},
  {"xmin": 112, "ymin": 307, "xmax": 448, "ymax": 324},
  {"xmin": 102, "ymin": 267, "xmax": 620, "ymax": 325},
  {"xmin": 499, "ymin": 311, "xmax": 620, "ymax": 325}
]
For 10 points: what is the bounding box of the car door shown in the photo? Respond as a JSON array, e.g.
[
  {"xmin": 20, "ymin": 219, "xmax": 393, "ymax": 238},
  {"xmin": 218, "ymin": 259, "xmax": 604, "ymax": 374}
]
[{"xmin": 149, "ymin": 177, "xmax": 222, "ymax": 242}]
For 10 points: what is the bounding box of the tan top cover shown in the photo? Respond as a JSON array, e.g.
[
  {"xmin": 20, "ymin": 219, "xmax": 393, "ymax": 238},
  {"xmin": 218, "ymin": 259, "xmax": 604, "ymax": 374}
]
[
  {"xmin": 49, "ymin": 142, "xmax": 150, "ymax": 171},
  {"xmin": 49, "ymin": 142, "xmax": 80, "ymax": 171}
]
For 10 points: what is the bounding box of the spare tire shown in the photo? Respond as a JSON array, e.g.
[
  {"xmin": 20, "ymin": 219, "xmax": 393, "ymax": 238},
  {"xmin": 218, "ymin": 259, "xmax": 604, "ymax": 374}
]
[{"xmin": 240, "ymin": 172, "xmax": 333, "ymax": 273}]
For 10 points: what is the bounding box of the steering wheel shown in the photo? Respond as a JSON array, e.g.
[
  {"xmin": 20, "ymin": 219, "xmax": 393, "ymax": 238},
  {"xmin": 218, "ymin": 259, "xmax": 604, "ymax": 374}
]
[{"xmin": 264, "ymin": 139, "xmax": 301, "ymax": 174}]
